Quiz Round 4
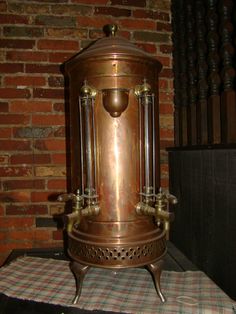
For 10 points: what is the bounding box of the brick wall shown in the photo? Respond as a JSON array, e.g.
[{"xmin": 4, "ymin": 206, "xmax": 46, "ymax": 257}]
[{"xmin": 0, "ymin": 0, "xmax": 173, "ymax": 264}]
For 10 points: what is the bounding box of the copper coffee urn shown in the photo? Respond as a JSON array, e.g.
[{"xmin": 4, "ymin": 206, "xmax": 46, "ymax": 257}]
[{"xmin": 58, "ymin": 24, "xmax": 177, "ymax": 304}]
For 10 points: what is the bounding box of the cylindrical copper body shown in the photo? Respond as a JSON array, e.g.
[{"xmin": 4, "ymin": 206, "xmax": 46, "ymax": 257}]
[{"xmin": 65, "ymin": 31, "xmax": 165, "ymax": 268}]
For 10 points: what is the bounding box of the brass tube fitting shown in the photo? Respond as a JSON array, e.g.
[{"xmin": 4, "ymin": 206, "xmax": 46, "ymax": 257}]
[
  {"xmin": 82, "ymin": 204, "xmax": 100, "ymax": 217},
  {"xmin": 57, "ymin": 190, "xmax": 100, "ymax": 233},
  {"xmin": 135, "ymin": 202, "xmax": 155, "ymax": 216}
]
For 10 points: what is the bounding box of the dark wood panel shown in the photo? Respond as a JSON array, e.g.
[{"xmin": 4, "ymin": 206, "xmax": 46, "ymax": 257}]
[{"xmin": 169, "ymin": 149, "xmax": 236, "ymax": 301}]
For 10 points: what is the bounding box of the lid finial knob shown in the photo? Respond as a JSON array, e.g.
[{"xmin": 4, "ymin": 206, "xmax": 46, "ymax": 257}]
[{"xmin": 103, "ymin": 24, "xmax": 118, "ymax": 37}]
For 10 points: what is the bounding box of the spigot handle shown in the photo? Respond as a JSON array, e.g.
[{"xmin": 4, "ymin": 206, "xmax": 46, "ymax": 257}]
[
  {"xmin": 57, "ymin": 191, "xmax": 83, "ymax": 232},
  {"xmin": 165, "ymin": 193, "xmax": 178, "ymax": 205}
]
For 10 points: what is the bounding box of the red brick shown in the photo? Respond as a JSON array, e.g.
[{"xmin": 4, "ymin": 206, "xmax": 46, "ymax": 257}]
[
  {"xmin": 25, "ymin": 64, "xmax": 60, "ymax": 74},
  {"xmin": 159, "ymin": 68, "xmax": 173, "ymax": 78},
  {"xmin": 0, "ymin": 191, "xmax": 31, "ymax": 203},
  {"xmin": 35, "ymin": 166, "xmax": 66, "ymax": 177},
  {"xmin": 6, "ymin": 204, "xmax": 48, "ymax": 215},
  {"xmin": 136, "ymin": 42, "xmax": 157, "ymax": 54},
  {"xmin": 0, "ymin": 102, "xmax": 9, "ymax": 112},
  {"xmin": 0, "ymin": 63, "xmax": 23, "ymax": 73},
  {"xmin": 0, "ymin": 155, "xmax": 9, "ymax": 164},
  {"xmin": 0, "ymin": 204, "xmax": 4, "ymax": 215},
  {"xmin": 9, "ymin": 230, "xmax": 51, "ymax": 241},
  {"xmin": 31, "ymin": 191, "xmax": 52, "ymax": 202},
  {"xmin": 0, "ymin": 166, "xmax": 32, "ymax": 177},
  {"xmin": 169, "ymin": 80, "xmax": 173, "ymax": 89},
  {"xmin": 37, "ymin": 39, "xmax": 79, "ymax": 51},
  {"xmin": 159, "ymin": 79, "xmax": 169, "ymax": 90},
  {"xmin": 0, "ymin": 242, "xmax": 33, "ymax": 254},
  {"xmin": 94, "ymin": 7, "xmax": 131, "ymax": 17},
  {"xmin": 159, "ymin": 91, "xmax": 174, "ymax": 103},
  {"xmin": 54, "ymin": 126, "xmax": 65, "ymax": 137},
  {"xmin": 10, "ymin": 100, "xmax": 52, "ymax": 113},
  {"xmin": 13, "ymin": 126, "xmax": 53, "ymax": 138},
  {"xmin": 160, "ymin": 139, "xmax": 174, "ymax": 149},
  {"xmin": 0, "ymin": 114, "xmax": 30, "ymax": 125},
  {"xmin": 48, "ymin": 52, "xmax": 75, "ymax": 63},
  {"xmin": 53, "ymin": 103, "xmax": 65, "ymax": 112},
  {"xmin": 3, "ymin": 179, "xmax": 45, "ymax": 190},
  {"xmin": 160, "ymin": 128, "xmax": 174, "ymax": 139},
  {"xmin": 118, "ymin": 18, "xmax": 156, "ymax": 30},
  {"xmin": 0, "ymin": 88, "xmax": 31, "ymax": 98},
  {"xmin": 0, "ymin": 39, "xmax": 35, "ymax": 49},
  {"xmin": 35, "ymin": 15, "xmax": 76, "ymax": 27},
  {"xmin": 159, "ymin": 44, "xmax": 172, "ymax": 54},
  {"xmin": 0, "ymin": 128, "xmax": 12, "ymax": 138},
  {"xmin": 51, "ymin": 153, "xmax": 66, "ymax": 164},
  {"xmin": 46, "ymin": 27, "xmax": 87, "ymax": 39},
  {"xmin": 52, "ymin": 229, "xmax": 63, "ymax": 240},
  {"xmin": 10, "ymin": 154, "xmax": 51, "ymax": 164},
  {"xmin": 159, "ymin": 103, "xmax": 174, "ymax": 114},
  {"xmin": 161, "ymin": 163, "xmax": 169, "ymax": 172},
  {"xmin": 77, "ymin": 16, "xmax": 113, "ymax": 28},
  {"xmin": 32, "ymin": 114, "xmax": 65, "ymax": 126},
  {"xmin": 4, "ymin": 76, "xmax": 46, "ymax": 87},
  {"xmin": 0, "ymin": 140, "xmax": 31, "ymax": 151},
  {"xmin": 160, "ymin": 178, "xmax": 169, "ymax": 189},
  {"xmin": 6, "ymin": 51, "xmax": 48, "ymax": 62},
  {"xmin": 47, "ymin": 179, "xmax": 67, "ymax": 189},
  {"xmin": 48, "ymin": 76, "xmax": 64, "ymax": 87},
  {"xmin": 3, "ymin": 25, "xmax": 43, "ymax": 37},
  {"xmin": 35, "ymin": 242, "xmax": 63, "ymax": 249},
  {"xmin": 34, "ymin": 139, "xmax": 66, "ymax": 151},
  {"xmin": 0, "ymin": 232, "xmax": 6, "ymax": 241},
  {"xmin": 110, "ymin": 0, "xmax": 145, "ymax": 7},
  {"xmin": 157, "ymin": 56, "xmax": 171, "ymax": 67},
  {"xmin": 33, "ymin": 88, "xmax": 64, "ymax": 99},
  {"xmin": 133, "ymin": 9, "xmax": 170, "ymax": 21},
  {"xmin": 157, "ymin": 22, "xmax": 172, "ymax": 32},
  {"xmin": 0, "ymin": 1, "xmax": 7, "ymax": 11},
  {"xmin": 72, "ymin": 0, "xmax": 107, "ymax": 4},
  {"xmin": 134, "ymin": 31, "xmax": 169, "ymax": 43},
  {"xmin": 0, "ymin": 14, "xmax": 29, "ymax": 24}
]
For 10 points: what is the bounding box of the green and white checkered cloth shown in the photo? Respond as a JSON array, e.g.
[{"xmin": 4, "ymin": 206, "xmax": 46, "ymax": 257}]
[{"xmin": 0, "ymin": 256, "xmax": 235, "ymax": 313}]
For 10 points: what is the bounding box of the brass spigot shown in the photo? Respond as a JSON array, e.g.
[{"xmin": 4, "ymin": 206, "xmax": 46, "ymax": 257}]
[
  {"xmin": 58, "ymin": 189, "xmax": 101, "ymax": 233},
  {"xmin": 57, "ymin": 190, "xmax": 83, "ymax": 233},
  {"xmin": 135, "ymin": 188, "xmax": 177, "ymax": 235},
  {"xmin": 155, "ymin": 189, "xmax": 177, "ymax": 234}
]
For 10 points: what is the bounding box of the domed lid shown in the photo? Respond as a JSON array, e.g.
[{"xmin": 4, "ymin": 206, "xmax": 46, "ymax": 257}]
[{"xmin": 66, "ymin": 24, "xmax": 161, "ymax": 70}]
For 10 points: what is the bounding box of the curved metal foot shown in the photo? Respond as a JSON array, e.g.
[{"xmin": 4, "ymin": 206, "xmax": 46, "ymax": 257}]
[
  {"xmin": 70, "ymin": 261, "xmax": 90, "ymax": 304},
  {"xmin": 147, "ymin": 259, "xmax": 166, "ymax": 303}
]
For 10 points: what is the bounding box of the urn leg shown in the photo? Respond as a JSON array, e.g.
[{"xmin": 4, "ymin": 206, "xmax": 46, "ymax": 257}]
[
  {"xmin": 147, "ymin": 259, "xmax": 166, "ymax": 303},
  {"xmin": 70, "ymin": 261, "xmax": 90, "ymax": 304}
]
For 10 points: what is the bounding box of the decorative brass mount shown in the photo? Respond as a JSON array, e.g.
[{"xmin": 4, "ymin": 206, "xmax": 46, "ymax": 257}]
[
  {"xmin": 80, "ymin": 80, "xmax": 97, "ymax": 98},
  {"xmin": 136, "ymin": 189, "xmax": 177, "ymax": 234},
  {"xmin": 134, "ymin": 78, "xmax": 151, "ymax": 97},
  {"xmin": 58, "ymin": 190, "xmax": 100, "ymax": 232}
]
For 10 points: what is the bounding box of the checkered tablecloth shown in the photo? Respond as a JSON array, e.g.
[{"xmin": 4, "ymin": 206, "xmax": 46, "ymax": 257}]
[{"xmin": 0, "ymin": 256, "xmax": 235, "ymax": 314}]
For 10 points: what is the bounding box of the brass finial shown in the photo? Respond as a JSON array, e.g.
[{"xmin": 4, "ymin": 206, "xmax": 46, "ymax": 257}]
[
  {"xmin": 134, "ymin": 78, "xmax": 152, "ymax": 97},
  {"xmin": 80, "ymin": 80, "xmax": 97, "ymax": 97},
  {"xmin": 103, "ymin": 24, "xmax": 118, "ymax": 37}
]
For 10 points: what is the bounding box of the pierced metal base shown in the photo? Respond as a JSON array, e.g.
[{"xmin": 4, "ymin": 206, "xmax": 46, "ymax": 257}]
[{"xmin": 70, "ymin": 259, "xmax": 166, "ymax": 304}]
